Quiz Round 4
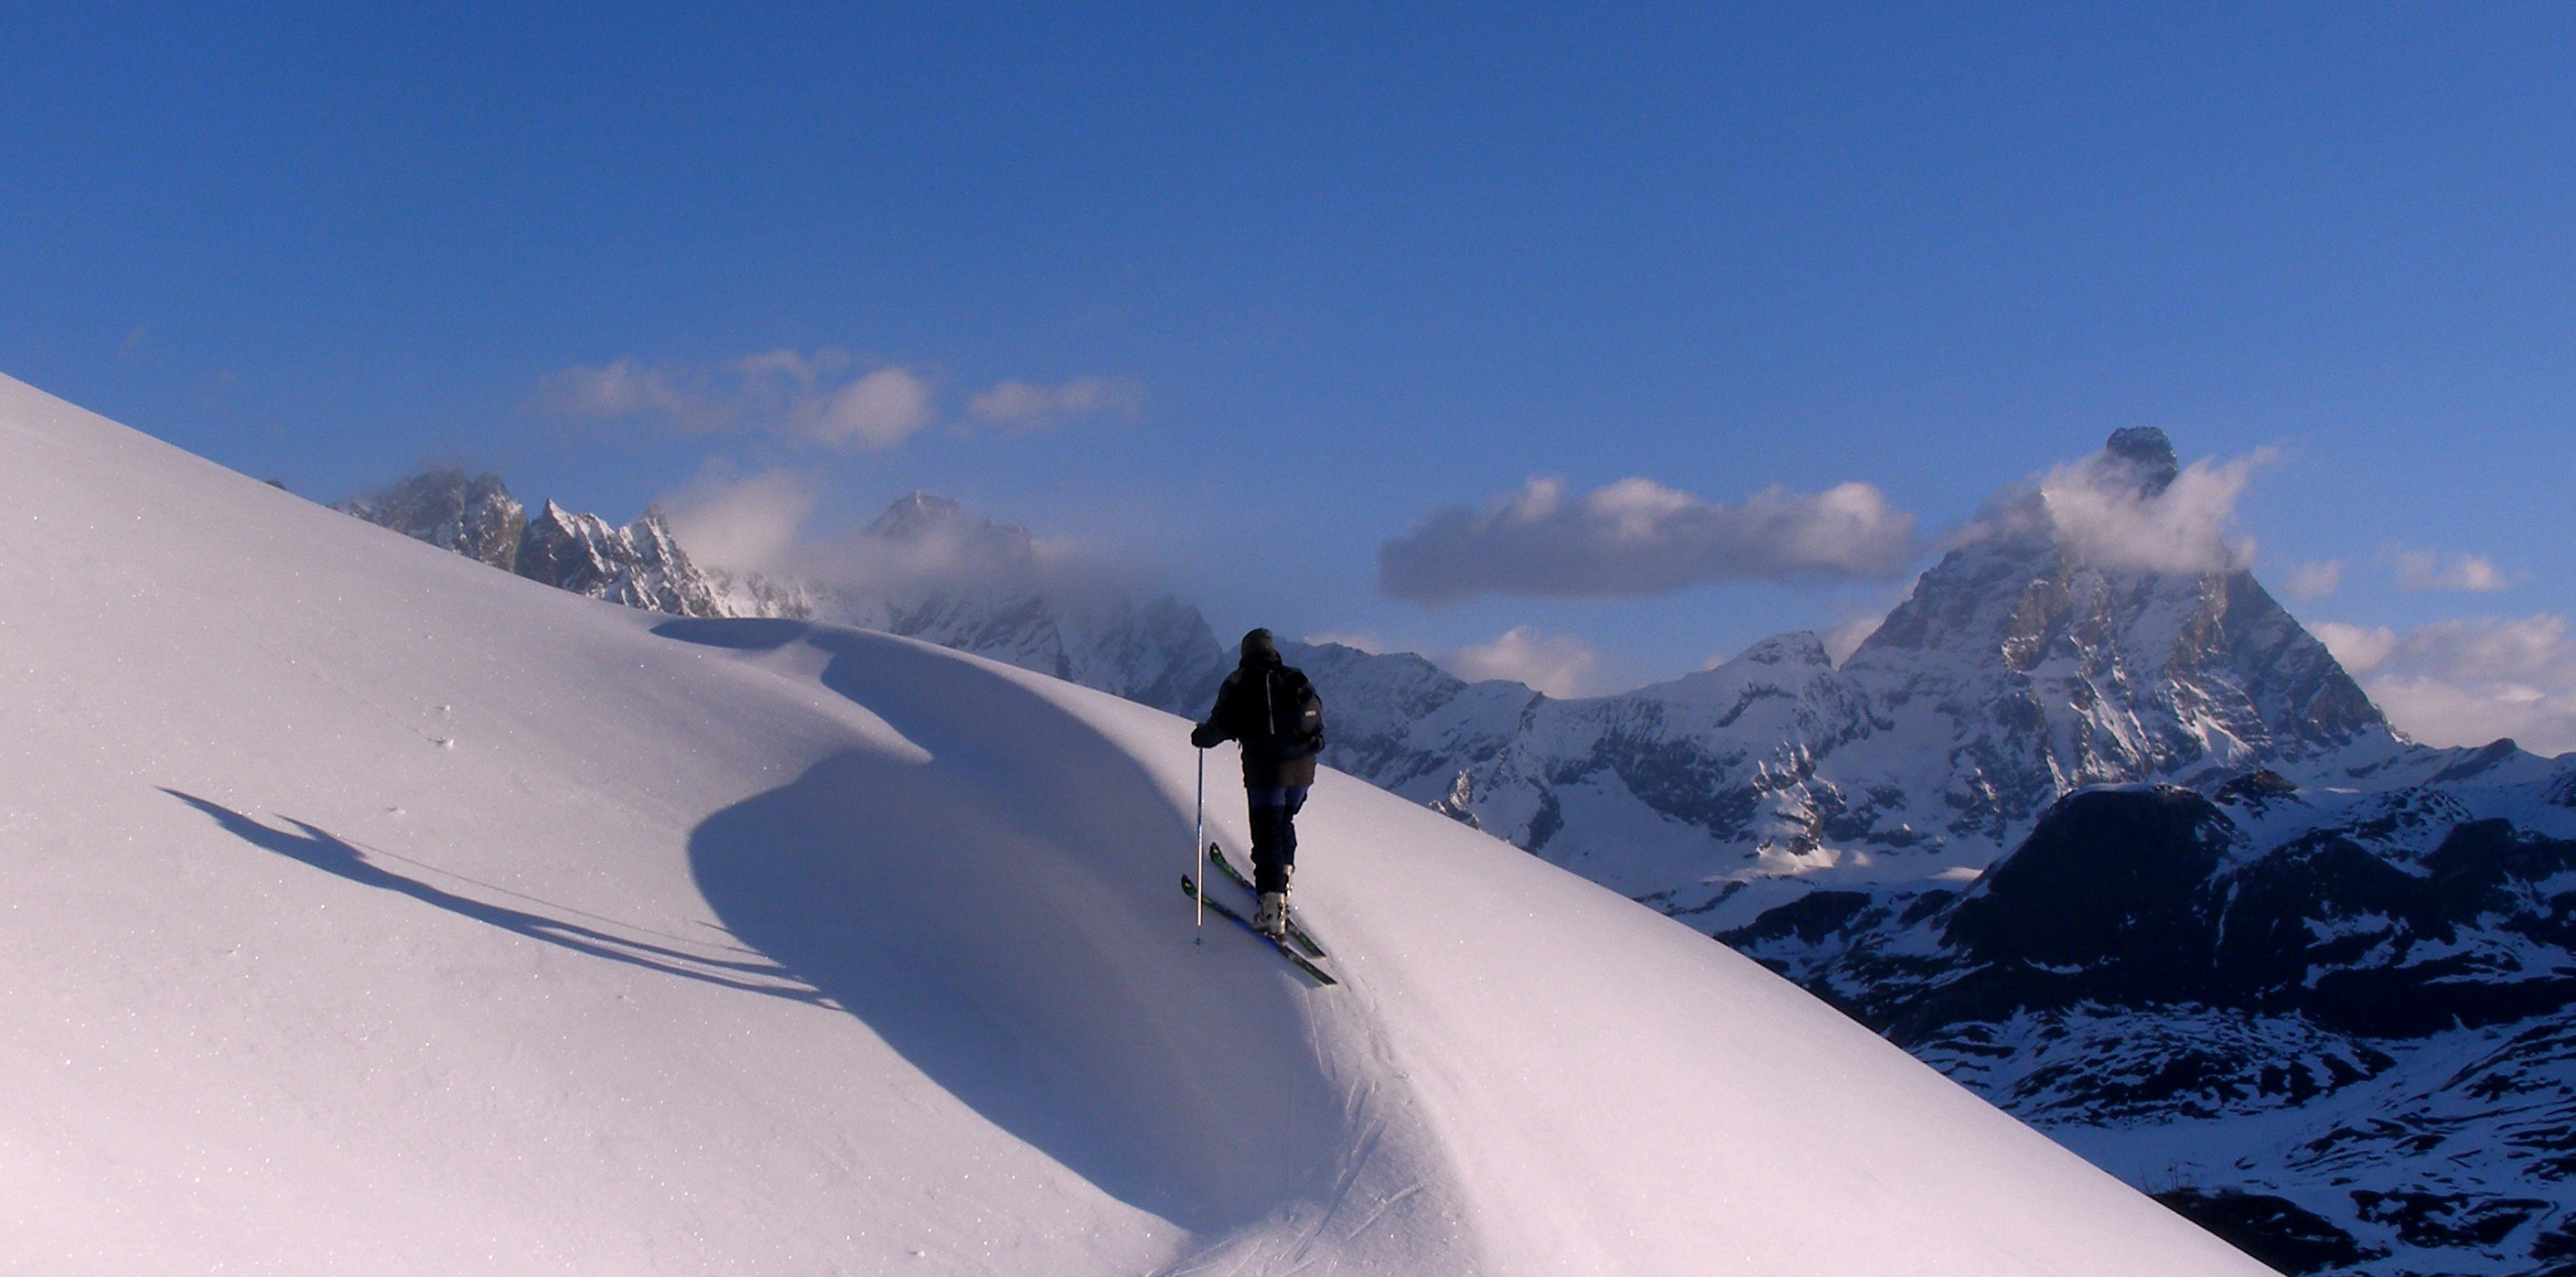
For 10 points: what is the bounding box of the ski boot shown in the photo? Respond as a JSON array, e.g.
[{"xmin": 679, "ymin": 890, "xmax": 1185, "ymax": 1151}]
[{"xmin": 1254, "ymin": 891, "xmax": 1290, "ymax": 939}]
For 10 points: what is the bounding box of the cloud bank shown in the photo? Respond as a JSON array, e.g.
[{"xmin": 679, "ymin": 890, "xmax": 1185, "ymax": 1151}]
[
  {"xmin": 656, "ymin": 469, "xmax": 1120, "ymax": 609},
  {"xmin": 1378, "ymin": 476, "xmax": 1917, "ymax": 605},
  {"xmin": 1440, "ymin": 627, "xmax": 1602, "ymax": 697},
  {"xmin": 536, "ymin": 351, "xmax": 1136, "ymax": 453},
  {"xmin": 968, "ymin": 377, "xmax": 1144, "ymax": 431},
  {"xmin": 2315, "ymin": 614, "xmax": 2576, "ymax": 756},
  {"xmin": 2029, "ymin": 445, "xmax": 2273, "ymax": 575},
  {"xmin": 2282, "ymin": 560, "xmax": 2345, "ymax": 600},
  {"xmin": 2394, "ymin": 548, "xmax": 2508, "ymax": 593},
  {"xmin": 659, "ymin": 467, "xmax": 819, "ymax": 571}
]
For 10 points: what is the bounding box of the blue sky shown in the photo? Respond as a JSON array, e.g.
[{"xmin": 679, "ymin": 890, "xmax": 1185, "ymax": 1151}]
[{"xmin": 5, "ymin": 4, "xmax": 2573, "ymax": 743}]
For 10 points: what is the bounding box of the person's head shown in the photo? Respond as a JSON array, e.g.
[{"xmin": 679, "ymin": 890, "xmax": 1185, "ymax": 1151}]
[{"xmin": 1240, "ymin": 628, "xmax": 1281, "ymax": 667}]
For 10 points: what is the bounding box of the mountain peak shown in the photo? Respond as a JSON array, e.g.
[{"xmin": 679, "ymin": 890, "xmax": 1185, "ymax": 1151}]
[
  {"xmin": 867, "ymin": 491, "xmax": 965, "ymax": 540},
  {"xmin": 2102, "ymin": 426, "xmax": 2180, "ymax": 498},
  {"xmin": 1734, "ymin": 631, "xmax": 1832, "ymax": 668},
  {"xmin": 335, "ymin": 469, "xmax": 524, "ymax": 570}
]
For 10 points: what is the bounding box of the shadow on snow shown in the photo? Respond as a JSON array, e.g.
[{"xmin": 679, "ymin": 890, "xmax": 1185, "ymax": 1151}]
[
  {"xmin": 653, "ymin": 617, "xmax": 1340, "ymax": 1235},
  {"xmin": 165, "ymin": 789, "xmax": 821, "ymax": 1003},
  {"xmin": 167, "ymin": 618, "xmax": 1344, "ymax": 1236}
]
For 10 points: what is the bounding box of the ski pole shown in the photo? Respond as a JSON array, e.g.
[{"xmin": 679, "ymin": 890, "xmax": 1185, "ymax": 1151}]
[{"xmin": 1194, "ymin": 748, "xmax": 1207, "ymax": 929}]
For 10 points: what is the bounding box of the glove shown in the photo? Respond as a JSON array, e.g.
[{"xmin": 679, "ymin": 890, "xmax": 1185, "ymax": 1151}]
[{"xmin": 1189, "ymin": 723, "xmax": 1220, "ymax": 749}]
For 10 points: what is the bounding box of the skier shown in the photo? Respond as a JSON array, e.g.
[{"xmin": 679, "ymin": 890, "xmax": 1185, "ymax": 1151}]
[{"xmin": 1190, "ymin": 628, "xmax": 1325, "ymax": 939}]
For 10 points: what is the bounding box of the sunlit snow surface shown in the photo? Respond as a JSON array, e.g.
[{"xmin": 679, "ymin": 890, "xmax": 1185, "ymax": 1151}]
[{"xmin": 0, "ymin": 373, "xmax": 2264, "ymax": 1273}]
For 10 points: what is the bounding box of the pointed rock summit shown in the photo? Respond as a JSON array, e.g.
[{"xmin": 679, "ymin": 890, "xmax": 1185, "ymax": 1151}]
[
  {"xmin": 1293, "ymin": 429, "xmax": 2407, "ymax": 910},
  {"xmin": 1842, "ymin": 429, "xmax": 2392, "ymax": 843},
  {"xmin": 1735, "ymin": 631, "xmax": 1834, "ymax": 668},
  {"xmin": 866, "ymin": 490, "xmax": 973, "ymax": 541},
  {"xmin": 2101, "ymin": 425, "xmax": 2180, "ymax": 497}
]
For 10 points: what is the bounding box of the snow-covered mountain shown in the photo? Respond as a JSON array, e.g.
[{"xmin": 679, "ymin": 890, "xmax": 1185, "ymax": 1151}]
[
  {"xmin": 334, "ymin": 435, "xmax": 2428, "ymax": 916},
  {"xmin": 1290, "ymin": 429, "xmax": 2416, "ymax": 921},
  {"xmin": 1, "ymin": 373, "xmax": 2270, "ymax": 1272},
  {"xmin": 755, "ymin": 492, "xmax": 1230, "ymax": 717},
  {"xmin": 1723, "ymin": 762, "xmax": 2576, "ymax": 1276},
  {"xmin": 335, "ymin": 467, "xmax": 526, "ymax": 569},
  {"xmin": 331, "ymin": 433, "xmax": 2576, "ymax": 1272},
  {"xmin": 340, "ymin": 476, "xmax": 1229, "ymax": 715},
  {"xmin": 1284, "ymin": 431, "xmax": 2576, "ymax": 1274},
  {"xmin": 338, "ymin": 469, "xmax": 730, "ymax": 617}
]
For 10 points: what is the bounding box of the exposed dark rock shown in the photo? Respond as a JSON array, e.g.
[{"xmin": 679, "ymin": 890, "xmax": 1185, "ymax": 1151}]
[
  {"xmin": 1428, "ymin": 770, "xmax": 1481, "ymax": 829},
  {"xmin": 338, "ymin": 473, "xmax": 734, "ymax": 618},
  {"xmin": 1906, "ymin": 788, "xmax": 2238, "ymax": 1029},
  {"xmin": 1948, "ymin": 787, "xmax": 2234, "ymax": 969},
  {"xmin": 2104, "ymin": 426, "xmax": 2181, "ymax": 498},
  {"xmin": 514, "ymin": 501, "xmax": 724, "ymax": 617},
  {"xmin": 2428, "ymin": 737, "xmax": 2524, "ymax": 784},
  {"xmin": 337, "ymin": 469, "xmax": 525, "ymax": 570},
  {"xmin": 2216, "ymin": 768, "xmax": 2299, "ymax": 805},
  {"xmin": 2533, "ymin": 1215, "xmax": 2576, "ymax": 1261},
  {"xmin": 1718, "ymin": 890, "xmax": 1873, "ymax": 948},
  {"xmin": 2349, "ymin": 1189, "xmax": 2547, "ymax": 1250},
  {"xmin": 2152, "ymin": 1187, "xmax": 2377, "ymax": 1275}
]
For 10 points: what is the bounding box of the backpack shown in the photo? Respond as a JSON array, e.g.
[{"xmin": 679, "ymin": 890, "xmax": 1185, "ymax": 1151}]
[{"xmin": 1258, "ymin": 667, "xmax": 1326, "ymax": 759}]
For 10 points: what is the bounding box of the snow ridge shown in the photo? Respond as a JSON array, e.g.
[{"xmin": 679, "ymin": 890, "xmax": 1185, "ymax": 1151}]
[{"xmin": 0, "ymin": 371, "xmax": 2266, "ymax": 1275}]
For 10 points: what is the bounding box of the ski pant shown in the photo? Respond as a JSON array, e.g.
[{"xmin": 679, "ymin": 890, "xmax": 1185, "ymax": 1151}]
[{"xmin": 1247, "ymin": 785, "xmax": 1308, "ymax": 896}]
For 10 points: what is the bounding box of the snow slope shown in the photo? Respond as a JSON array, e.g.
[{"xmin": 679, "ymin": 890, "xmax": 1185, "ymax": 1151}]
[{"xmin": 0, "ymin": 372, "xmax": 2265, "ymax": 1274}]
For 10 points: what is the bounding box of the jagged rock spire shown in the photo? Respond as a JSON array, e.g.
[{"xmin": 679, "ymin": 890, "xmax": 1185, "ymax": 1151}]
[{"xmin": 341, "ymin": 476, "xmax": 727, "ymax": 618}]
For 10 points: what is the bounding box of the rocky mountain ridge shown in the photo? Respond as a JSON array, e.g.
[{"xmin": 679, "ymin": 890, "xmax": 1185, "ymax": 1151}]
[
  {"xmin": 336, "ymin": 475, "xmax": 1228, "ymax": 715},
  {"xmin": 333, "ymin": 442, "xmax": 2483, "ymax": 919},
  {"xmin": 1725, "ymin": 767, "xmax": 2576, "ymax": 1275},
  {"xmin": 336, "ymin": 470, "xmax": 728, "ymax": 617},
  {"xmin": 1288, "ymin": 428, "xmax": 2421, "ymax": 923}
]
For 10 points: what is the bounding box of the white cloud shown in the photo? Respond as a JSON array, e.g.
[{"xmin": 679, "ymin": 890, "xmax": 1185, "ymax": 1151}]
[
  {"xmin": 538, "ymin": 349, "xmax": 932, "ymax": 451},
  {"xmin": 967, "ymin": 377, "xmax": 1144, "ymax": 431},
  {"xmin": 810, "ymin": 367, "xmax": 934, "ymax": 450},
  {"xmin": 538, "ymin": 351, "xmax": 1128, "ymax": 454},
  {"xmin": 2312, "ymin": 620, "xmax": 2399, "ymax": 675},
  {"xmin": 2315, "ymin": 614, "xmax": 2576, "ymax": 755},
  {"xmin": 1378, "ymin": 475, "xmax": 1917, "ymax": 604},
  {"xmin": 2282, "ymin": 560, "xmax": 2344, "ymax": 600},
  {"xmin": 658, "ymin": 468, "xmax": 819, "ymax": 572},
  {"xmin": 2394, "ymin": 548, "xmax": 2508, "ymax": 593},
  {"xmin": 1439, "ymin": 627, "xmax": 1601, "ymax": 697},
  {"xmin": 535, "ymin": 358, "xmax": 733, "ymax": 433},
  {"xmin": 780, "ymin": 491, "xmax": 1127, "ymax": 607},
  {"xmin": 2029, "ymin": 446, "xmax": 2274, "ymax": 575}
]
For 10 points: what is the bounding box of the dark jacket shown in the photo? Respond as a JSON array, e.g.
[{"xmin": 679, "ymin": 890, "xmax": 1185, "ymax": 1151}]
[{"xmin": 1192, "ymin": 660, "xmax": 1322, "ymax": 788}]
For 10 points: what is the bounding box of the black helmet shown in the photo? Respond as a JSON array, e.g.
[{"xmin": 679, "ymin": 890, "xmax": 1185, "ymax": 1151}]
[{"xmin": 1240, "ymin": 628, "xmax": 1281, "ymax": 665}]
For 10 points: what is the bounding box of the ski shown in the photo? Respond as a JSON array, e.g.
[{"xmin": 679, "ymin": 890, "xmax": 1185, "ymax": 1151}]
[
  {"xmin": 1182, "ymin": 875, "xmax": 1337, "ymax": 987},
  {"xmin": 1205, "ymin": 844, "xmax": 1328, "ymax": 960}
]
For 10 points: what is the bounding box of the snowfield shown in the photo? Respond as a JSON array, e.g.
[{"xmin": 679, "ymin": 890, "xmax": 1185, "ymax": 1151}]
[{"xmin": 0, "ymin": 374, "xmax": 2267, "ymax": 1274}]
